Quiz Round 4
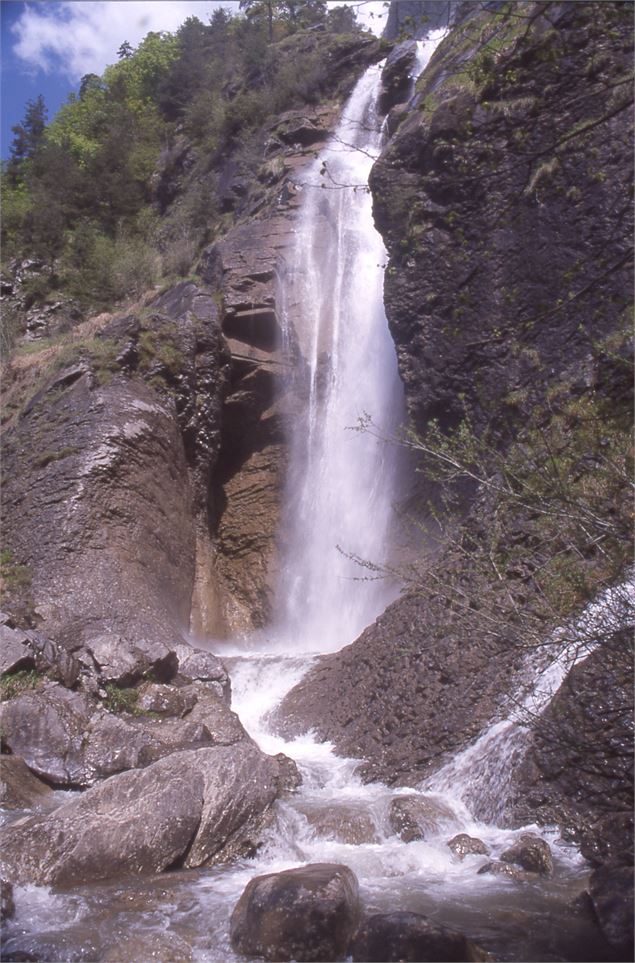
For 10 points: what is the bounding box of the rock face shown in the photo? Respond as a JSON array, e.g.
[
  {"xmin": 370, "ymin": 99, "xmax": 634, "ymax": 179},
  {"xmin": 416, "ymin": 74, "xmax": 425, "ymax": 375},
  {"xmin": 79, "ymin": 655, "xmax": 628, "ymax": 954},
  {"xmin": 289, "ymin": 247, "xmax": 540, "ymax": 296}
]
[
  {"xmin": 377, "ymin": 41, "xmax": 417, "ymax": 115},
  {"xmin": 511, "ymin": 639, "xmax": 633, "ymax": 865},
  {"xmin": 588, "ymin": 863, "xmax": 635, "ymax": 960},
  {"xmin": 230, "ymin": 863, "xmax": 360, "ymax": 962},
  {"xmin": 371, "ymin": 2, "xmax": 633, "ymax": 438},
  {"xmin": 0, "ymin": 742, "xmax": 282, "ymax": 886},
  {"xmin": 350, "ymin": 911, "xmax": 491, "ymax": 962},
  {"xmin": 276, "ymin": 592, "xmax": 520, "ymax": 785}
]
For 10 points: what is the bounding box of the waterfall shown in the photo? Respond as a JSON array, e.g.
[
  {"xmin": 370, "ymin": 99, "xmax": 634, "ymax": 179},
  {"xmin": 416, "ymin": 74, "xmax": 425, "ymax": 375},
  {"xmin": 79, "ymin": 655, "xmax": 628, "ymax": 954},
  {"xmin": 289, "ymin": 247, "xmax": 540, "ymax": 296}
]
[
  {"xmin": 273, "ymin": 33, "xmax": 444, "ymax": 654},
  {"xmin": 273, "ymin": 65, "xmax": 403, "ymax": 653}
]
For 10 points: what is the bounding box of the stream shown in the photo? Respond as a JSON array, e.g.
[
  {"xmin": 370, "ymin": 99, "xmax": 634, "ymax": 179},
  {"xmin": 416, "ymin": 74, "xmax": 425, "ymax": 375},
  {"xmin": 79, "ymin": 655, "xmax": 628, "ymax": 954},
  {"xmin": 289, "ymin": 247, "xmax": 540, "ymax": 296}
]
[{"xmin": 1, "ymin": 34, "xmax": 619, "ymax": 963}]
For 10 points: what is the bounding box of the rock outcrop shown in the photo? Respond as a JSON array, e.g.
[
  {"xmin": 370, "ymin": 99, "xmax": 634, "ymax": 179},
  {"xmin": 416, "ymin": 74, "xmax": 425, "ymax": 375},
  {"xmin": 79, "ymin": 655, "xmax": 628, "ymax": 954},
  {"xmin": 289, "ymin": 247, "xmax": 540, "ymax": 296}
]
[{"xmin": 350, "ymin": 911, "xmax": 491, "ymax": 962}]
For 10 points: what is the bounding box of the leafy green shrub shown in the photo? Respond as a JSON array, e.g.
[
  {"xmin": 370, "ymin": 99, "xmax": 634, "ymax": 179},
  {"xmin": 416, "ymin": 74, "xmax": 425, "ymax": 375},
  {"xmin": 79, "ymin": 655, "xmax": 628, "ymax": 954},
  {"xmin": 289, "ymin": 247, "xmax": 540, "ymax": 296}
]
[{"xmin": 0, "ymin": 669, "xmax": 42, "ymax": 702}]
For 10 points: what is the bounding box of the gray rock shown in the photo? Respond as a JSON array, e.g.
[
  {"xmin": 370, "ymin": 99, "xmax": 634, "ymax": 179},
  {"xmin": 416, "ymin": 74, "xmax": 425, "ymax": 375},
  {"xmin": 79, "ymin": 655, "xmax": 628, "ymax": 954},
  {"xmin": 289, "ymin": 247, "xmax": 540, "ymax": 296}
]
[
  {"xmin": 378, "ymin": 41, "xmax": 418, "ymax": 114},
  {"xmin": 477, "ymin": 860, "xmax": 537, "ymax": 883},
  {"xmin": 448, "ymin": 833, "xmax": 490, "ymax": 859},
  {"xmin": 136, "ymin": 682, "xmax": 197, "ymax": 717},
  {"xmin": 230, "ymin": 862, "xmax": 360, "ymax": 962},
  {"xmin": 500, "ymin": 833, "xmax": 553, "ymax": 877},
  {"xmin": 25, "ymin": 630, "xmax": 80, "ymax": 688},
  {"xmin": 297, "ymin": 802, "xmax": 379, "ymax": 845},
  {"xmin": 0, "ymin": 755, "xmax": 54, "ymax": 810},
  {"xmin": 588, "ymin": 863, "xmax": 634, "ymax": 956},
  {"xmin": 99, "ymin": 931, "xmax": 193, "ymax": 962},
  {"xmin": 350, "ymin": 911, "xmax": 492, "ymax": 962},
  {"xmin": 389, "ymin": 794, "xmax": 457, "ymax": 842},
  {"xmin": 87, "ymin": 632, "xmax": 177, "ymax": 686},
  {"xmin": 0, "ymin": 743, "xmax": 281, "ymax": 885},
  {"xmin": 273, "ymin": 752, "xmax": 302, "ymax": 795},
  {"xmin": 0, "ymin": 624, "xmax": 35, "ymax": 676},
  {"xmin": 1, "ymin": 879, "xmax": 14, "ymax": 924},
  {"xmin": 181, "ymin": 683, "xmax": 246, "ymax": 745},
  {"xmin": 174, "ymin": 645, "xmax": 230, "ymax": 703},
  {"xmin": 0, "ymin": 684, "xmax": 216, "ymax": 787}
]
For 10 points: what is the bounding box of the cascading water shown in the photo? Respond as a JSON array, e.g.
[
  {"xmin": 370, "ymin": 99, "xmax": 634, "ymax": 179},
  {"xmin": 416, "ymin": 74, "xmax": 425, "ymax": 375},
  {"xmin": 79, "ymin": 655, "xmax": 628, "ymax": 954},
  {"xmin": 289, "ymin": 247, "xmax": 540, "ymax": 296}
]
[
  {"xmin": 273, "ymin": 64, "xmax": 405, "ymax": 653},
  {"xmin": 2, "ymin": 31, "xmax": 617, "ymax": 963}
]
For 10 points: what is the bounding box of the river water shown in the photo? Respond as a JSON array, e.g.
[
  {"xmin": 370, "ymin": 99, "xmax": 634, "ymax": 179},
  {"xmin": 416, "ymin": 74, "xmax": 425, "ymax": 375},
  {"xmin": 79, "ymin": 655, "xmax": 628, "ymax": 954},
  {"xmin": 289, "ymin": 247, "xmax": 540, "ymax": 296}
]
[{"xmin": 1, "ymin": 35, "xmax": 617, "ymax": 963}]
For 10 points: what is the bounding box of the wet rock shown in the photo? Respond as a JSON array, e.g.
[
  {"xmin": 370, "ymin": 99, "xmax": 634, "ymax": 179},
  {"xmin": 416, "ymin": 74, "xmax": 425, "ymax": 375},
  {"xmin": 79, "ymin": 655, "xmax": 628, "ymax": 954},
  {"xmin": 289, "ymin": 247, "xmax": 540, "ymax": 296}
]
[
  {"xmin": 297, "ymin": 802, "xmax": 379, "ymax": 844},
  {"xmin": 500, "ymin": 833, "xmax": 553, "ymax": 877},
  {"xmin": 448, "ymin": 833, "xmax": 490, "ymax": 859},
  {"xmin": 378, "ymin": 41, "xmax": 418, "ymax": 114},
  {"xmin": 350, "ymin": 911, "xmax": 492, "ymax": 962},
  {"xmin": 1, "ymin": 879, "xmax": 15, "ymax": 924},
  {"xmin": 389, "ymin": 794, "xmax": 457, "ymax": 841},
  {"xmin": 0, "ymin": 755, "xmax": 54, "ymax": 810},
  {"xmin": 99, "ymin": 931, "xmax": 193, "ymax": 962},
  {"xmin": 230, "ymin": 862, "xmax": 360, "ymax": 962},
  {"xmin": 588, "ymin": 863, "xmax": 634, "ymax": 958},
  {"xmin": 0, "ymin": 624, "xmax": 35, "ymax": 676},
  {"xmin": 174, "ymin": 645, "xmax": 230, "ymax": 703},
  {"xmin": 0, "ymin": 743, "xmax": 280, "ymax": 885},
  {"xmin": 477, "ymin": 860, "xmax": 537, "ymax": 883},
  {"xmin": 273, "ymin": 752, "xmax": 302, "ymax": 794}
]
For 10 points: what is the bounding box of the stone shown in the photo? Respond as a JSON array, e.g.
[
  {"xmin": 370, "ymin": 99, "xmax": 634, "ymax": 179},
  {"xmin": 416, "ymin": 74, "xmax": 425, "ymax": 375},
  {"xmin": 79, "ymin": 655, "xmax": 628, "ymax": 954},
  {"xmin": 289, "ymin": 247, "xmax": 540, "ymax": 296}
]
[
  {"xmin": 297, "ymin": 802, "xmax": 379, "ymax": 844},
  {"xmin": 0, "ymin": 743, "xmax": 281, "ymax": 886},
  {"xmin": 350, "ymin": 911, "xmax": 492, "ymax": 962},
  {"xmin": 273, "ymin": 752, "xmax": 302, "ymax": 794},
  {"xmin": 1, "ymin": 879, "xmax": 14, "ymax": 924},
  {"xmin": 588, "ymin": 863, "xmax": 634, "ymax": 957},
  {"xmin": 136, "ymin": 682, "xmax": 198, "ymax": 718},
  {"xmin": 174, "ymin": 645, "xmax": 230, "ymax": 703},
  {"xmin": 500, "ymin": 833, "xmax": 553, "ymax": 877},
  {"xmin": 0, "ymin": 624, "xmax": 35, "ymax": 676},
  {"xmin": 477, "ymin": 860, "xmax": 537, "ymax": 883},
  {"xmin": 0, "ymin": 755, "xmax": 54, "ymax": 810},
  {"xmin": 180, "ymin": 683, "xmax": 246, "ymax": 745},
  {"xmin": 448, "ymin": 833, "xmax": 490, "ymax": 859},
  {"xmin": 0, "ymin": 683, "xmax": 220, "ymax": 787},
  {"xmin": 25, "ymin": 631, "xmax": 80, "ymax": 688},
  {"xmin": 230, "ymin": 863, "xmax": 360, "ymax": 962},
  {"xmin": 99, "ymin": 931, "xmax": 193, "ymax": 962},
  {"xmin": 389, "ymin": 794, "xmax": 457, "ymax": 841}
]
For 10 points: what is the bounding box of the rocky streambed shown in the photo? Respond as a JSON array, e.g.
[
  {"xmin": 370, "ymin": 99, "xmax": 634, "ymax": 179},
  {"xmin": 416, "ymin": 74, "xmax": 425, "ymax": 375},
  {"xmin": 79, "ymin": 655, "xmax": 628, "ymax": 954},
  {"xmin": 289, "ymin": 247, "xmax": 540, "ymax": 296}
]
[{"xmin": 0, "ymin": 626, "xmax": 629, "ymax": 963}]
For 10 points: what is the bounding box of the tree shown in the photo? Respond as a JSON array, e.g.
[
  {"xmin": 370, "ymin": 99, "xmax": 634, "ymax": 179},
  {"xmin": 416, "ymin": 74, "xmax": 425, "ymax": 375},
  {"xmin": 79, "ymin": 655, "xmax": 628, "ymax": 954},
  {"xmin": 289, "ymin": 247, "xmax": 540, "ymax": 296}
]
[
  {"xmin": 117, "ymin": 40, "xmax": 134, "ymax": 59},
  {"xmin": 9, "ymin": 95, "xmax": 47, "ymax": 165}
]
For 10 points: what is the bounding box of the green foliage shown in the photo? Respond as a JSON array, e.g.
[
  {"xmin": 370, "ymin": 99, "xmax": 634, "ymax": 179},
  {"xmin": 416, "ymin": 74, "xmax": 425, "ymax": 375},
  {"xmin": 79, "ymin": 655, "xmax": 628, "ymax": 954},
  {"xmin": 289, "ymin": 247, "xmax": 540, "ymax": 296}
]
[
  {"xmin": 0, "ymin": 670, "xmax": 42, "ymax": 702},
  {"xmin": 0, "ymin": 550, "xmax": 32, "ymax": 595},
  {"xmin": 102, "ymin": 683, "xmax": 140, "ymax": 714}
]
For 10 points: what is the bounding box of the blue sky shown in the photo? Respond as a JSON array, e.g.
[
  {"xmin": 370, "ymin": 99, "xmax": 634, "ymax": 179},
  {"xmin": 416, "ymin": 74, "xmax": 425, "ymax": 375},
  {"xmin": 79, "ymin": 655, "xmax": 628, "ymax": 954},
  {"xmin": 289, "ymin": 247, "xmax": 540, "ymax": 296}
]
[{"xmin": 1, "ymin": 1, "xmax": 388, "ymax": 161}]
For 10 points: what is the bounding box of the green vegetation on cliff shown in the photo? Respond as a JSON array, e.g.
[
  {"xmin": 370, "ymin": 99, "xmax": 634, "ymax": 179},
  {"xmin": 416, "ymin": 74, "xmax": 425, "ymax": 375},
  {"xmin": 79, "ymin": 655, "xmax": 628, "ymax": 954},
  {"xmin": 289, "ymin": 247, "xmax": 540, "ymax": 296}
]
[{"xmin": 1, "ymin": 2, "xmax": 362, "ymax": 335}]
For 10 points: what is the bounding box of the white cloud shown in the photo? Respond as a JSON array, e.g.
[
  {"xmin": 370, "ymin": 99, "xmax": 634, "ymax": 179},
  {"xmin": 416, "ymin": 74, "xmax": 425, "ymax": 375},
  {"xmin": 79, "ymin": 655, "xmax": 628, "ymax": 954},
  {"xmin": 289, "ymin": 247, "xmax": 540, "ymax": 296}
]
[{"xmin": 11, "ymin": 1, "xmax": 236, "ymax": 80}]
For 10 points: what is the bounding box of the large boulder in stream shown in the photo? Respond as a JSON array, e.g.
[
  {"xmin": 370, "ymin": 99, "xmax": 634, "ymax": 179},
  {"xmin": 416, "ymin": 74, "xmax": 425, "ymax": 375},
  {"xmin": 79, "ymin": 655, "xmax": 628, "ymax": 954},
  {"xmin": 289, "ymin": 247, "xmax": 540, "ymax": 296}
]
[
  {"xmin": 389, "ymin": 794, "xmax": 457, "ymax": 841},
  {"xmin": 350, "ymin": 911, "xmax": 492, "ymax": 962},
  {"xmin": 0, "ymin": 755, "xmax": 54, "ymax": 810},
  {"xmin": 500, "ymin": 833, "xmax": 553, "ymax": 877},
  {"xmin": 230, "ymin": 863, "xmax": 360, "ymax": 962},
  {"xmin": 0, "ymin": 742, "xmax": 281, "ymax": 886},
  {"xmin": 588, "ymin": 863, "xmax": 634, "ymax": 961}
]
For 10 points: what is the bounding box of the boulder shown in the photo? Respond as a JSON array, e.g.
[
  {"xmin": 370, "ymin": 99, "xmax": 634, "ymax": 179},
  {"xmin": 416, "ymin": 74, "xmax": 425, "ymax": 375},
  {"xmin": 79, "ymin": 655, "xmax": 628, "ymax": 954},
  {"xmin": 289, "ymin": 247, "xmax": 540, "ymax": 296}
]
[
  {"xmin": 588, "ymin": 863, "xmax": 634, "ymax": 958},
  {"xmin": 25, "ymin": 630, "xmax": 80, "ymax": 688},
  {"xmin": 448, "ymin": 834, "xmax": 490, "ymax": 859},
  {"xmin": 297, "ymin": 802, "xmax": 379, "ymax": 844},
  {"xmin": 0, "ymin": 879, "xmax": 14, "ymax": 924},
  {"xmin": 174, "ymin": 645, "xmax": 231, "ymax": 703},
  {"xmin": 500, "ymin": 833, "xmax": 553, "ymax": 877},
  {"xmin": 477, "ymin": 860, "xmax": 537, "ymax": 883},
  {"xmin": 230, "ymin": 863, "xmax": 360, "ymax": 962},
  {"xmin": 180, "ymin": 683, "xmax": 246, "ymax": 745},
  {"xmin": 135, "ymin": 681, "xmax": 198, "ymax": 717},
  {"xmin": 86, "ymin": 632, "xmax": 178, "ymax": 686},
  {"xmin": 0, "ymin": 684, "xmax": 217, "ymax": 787},
  {"xmin": 0, "ymin": 755, "xmax": 54, "ymax": 810},
  {"xmin": 350, "ymin": 911, "xmax": 492, "ymax": 962},
  {"xmin": 389, "ymin": 794, "xmax": 457, "ymax": 842},
  {"xmin": 0, "ymin": 624, "xmax": 35, "ymax": 676},
  {"xmin": 0, "ymin": 743, "xmax": 281, "ymax": 886},
  {"xmin": 273, "ymin": 752, "xmax": 302, "ymax": 794}
]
